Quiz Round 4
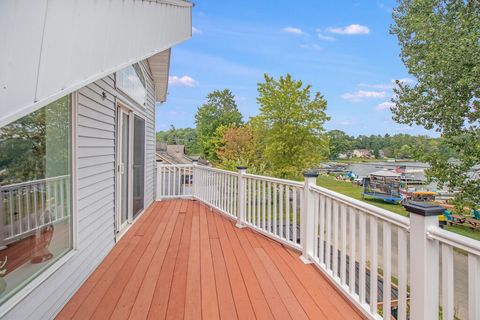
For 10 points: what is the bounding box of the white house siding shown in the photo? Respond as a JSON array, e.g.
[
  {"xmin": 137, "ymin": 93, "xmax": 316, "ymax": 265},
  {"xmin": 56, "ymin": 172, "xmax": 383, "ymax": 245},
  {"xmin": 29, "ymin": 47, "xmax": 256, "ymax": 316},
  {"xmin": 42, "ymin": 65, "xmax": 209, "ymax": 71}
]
[
  {"xmin": 2, "ymin": 61, "xmax": 156, "ymax": 319},
  {"xmin": 115, "ymin": 60, "xmax": 156, "ymax": 209}
]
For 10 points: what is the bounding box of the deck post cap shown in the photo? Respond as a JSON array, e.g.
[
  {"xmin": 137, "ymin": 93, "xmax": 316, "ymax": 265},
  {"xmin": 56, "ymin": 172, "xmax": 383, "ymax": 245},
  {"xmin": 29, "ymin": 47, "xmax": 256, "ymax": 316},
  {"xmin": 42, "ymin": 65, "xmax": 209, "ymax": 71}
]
[
  {"xmin": 303, "ymin": 171, "xmax": 319, "ymax": 178},
  {"xmin": 237, "ymin": 166, "xmax": 248, "ymax": 170},
  {"xmin": 402, "ymin": 201, "xmax": 445, "ymax": 217}
]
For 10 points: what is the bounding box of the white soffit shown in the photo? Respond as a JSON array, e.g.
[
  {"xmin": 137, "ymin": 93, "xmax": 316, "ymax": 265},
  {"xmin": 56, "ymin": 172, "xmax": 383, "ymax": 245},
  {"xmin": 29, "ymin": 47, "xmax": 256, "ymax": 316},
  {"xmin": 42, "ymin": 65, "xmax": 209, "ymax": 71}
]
[
  {"xmin": 0, "ymin": 0, "xmax": 192, "ymax": 127},
  {"xmin": 148, "ymin": 49, "xmax": 171, "ymax": 103}
]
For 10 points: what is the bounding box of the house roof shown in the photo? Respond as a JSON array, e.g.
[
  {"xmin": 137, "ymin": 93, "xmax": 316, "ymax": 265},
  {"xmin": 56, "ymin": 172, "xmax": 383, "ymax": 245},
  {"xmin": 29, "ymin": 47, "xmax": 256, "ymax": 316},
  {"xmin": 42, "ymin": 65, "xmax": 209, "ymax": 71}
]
[{"xmin": 0, "ymin": 0, "xmax": 192, "ymax": 127}]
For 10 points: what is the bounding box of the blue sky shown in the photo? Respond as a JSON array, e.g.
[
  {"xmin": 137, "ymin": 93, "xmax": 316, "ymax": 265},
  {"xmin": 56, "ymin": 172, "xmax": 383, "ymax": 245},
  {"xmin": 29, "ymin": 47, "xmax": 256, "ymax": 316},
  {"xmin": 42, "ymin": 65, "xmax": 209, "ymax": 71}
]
[{"xmin": 156, "ymin": 0, "xmax": 435, "ymax": 137}]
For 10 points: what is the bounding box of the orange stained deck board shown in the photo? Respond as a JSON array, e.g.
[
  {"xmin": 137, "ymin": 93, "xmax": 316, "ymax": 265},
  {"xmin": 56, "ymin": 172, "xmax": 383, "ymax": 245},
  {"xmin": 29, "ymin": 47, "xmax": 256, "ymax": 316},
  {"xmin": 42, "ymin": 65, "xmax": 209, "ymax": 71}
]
[{"xmin": 57, "ymin": 199, "xmax": 364, "ymax": 320}]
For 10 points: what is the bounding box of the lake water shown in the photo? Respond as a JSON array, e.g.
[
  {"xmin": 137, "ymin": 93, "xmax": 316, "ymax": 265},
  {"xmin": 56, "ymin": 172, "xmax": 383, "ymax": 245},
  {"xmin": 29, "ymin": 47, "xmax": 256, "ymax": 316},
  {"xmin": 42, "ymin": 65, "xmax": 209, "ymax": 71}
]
[{"xmin": 345, "ymin": 161, "xmax": 429, "ymax": 178}]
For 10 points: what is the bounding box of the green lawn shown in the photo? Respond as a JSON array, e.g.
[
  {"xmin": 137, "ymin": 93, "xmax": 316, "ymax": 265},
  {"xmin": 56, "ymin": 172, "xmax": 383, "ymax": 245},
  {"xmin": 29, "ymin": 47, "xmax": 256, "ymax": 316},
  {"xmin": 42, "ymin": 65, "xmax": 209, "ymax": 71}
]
[{"xmin": 316, "ymin": 175, "xmax": 480, "ymax": 241}]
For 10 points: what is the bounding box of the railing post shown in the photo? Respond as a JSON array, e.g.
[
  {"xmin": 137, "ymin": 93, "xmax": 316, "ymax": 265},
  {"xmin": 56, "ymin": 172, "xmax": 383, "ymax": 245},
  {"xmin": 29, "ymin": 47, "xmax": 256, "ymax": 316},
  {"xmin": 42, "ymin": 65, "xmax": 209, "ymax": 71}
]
[
  {"xmin": 192, "ymin": 159, "xmax": 198, "ymax": 199},
  {"xmin": 300, "ymin": 171, "xmax": 319, "ymax": 264},
  {"xmin": 156, "ymin": 160, "xmax": 163, "ymax": 201},
  {"xmin": 404, "ymin": 201, "xmax": 445, "ymax": 320},
  {"xmin": 236, "ymin": 166, "xmax": 247, "ymax": 228}
]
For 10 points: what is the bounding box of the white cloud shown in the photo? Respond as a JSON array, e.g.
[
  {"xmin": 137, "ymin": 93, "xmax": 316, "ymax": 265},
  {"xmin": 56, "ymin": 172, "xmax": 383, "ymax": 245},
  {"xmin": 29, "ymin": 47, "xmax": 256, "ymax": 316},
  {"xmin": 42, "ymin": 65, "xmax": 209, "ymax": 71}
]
[
  {"xmin": 300, "ymin": 43, "xmax": 322, "ymax": 51},
  {"xmin": 327, "ymin": 24, "xmax": 370, "ymax": 35},
  {"xmin": 341, "ymin": 90, "xmax": 387, "ymax": 102},
  {"xmin": 375, "ymin": 101, "xmax": 395, "ymax": 111},
  {"xmin": 192, "ymin": 27, "xmax": 202, "ymax": 35},
  {"xmin": 168, "ymin": 75, "xmax": 198, "ymax": 87},
  {"xmin": 317, "ymin": 32, "xmax": 336, "ymax": 41},
  {"xmin": 359, "ymin": 78, "xmax": 415, "ymax": 90},
  {"xmin": 282, "ymin": 26, "xmax": 304, "ymax": 35}
]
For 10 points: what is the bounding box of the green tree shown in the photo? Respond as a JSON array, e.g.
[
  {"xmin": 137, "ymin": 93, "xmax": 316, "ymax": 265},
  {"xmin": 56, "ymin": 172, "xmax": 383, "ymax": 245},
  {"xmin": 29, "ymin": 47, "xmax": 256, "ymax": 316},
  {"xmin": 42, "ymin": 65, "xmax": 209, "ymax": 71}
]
[
  {"xmin": 326, "ymin": 130, "xmax": 354, "ymax": 159},
  {"xmin": 253, "ymin": 74, "xmax": 330, "ymax": 179},
  {"xmin": 156, "ymin": 126, "xmax": 200, "ymax": 155},
  {"xmin": 195, "ymin": 89, "xmax": 243, "ymax": 161},
  {"xmin": 391, "ymin": 0, "xmax": 480, "ymax": 206},
  {"xmin": 212, "ymin": 124, "xmax": 264, "ymax": 172}
]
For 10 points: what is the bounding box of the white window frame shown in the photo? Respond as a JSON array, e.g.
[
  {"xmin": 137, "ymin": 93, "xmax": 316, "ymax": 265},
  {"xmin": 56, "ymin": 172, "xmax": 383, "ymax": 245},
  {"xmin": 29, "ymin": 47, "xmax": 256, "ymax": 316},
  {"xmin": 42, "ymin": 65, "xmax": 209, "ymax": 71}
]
[
  {"xmin": 116, "ymin": 64, "xmax": 148, "ymax": 109},
  {"xmin": 0, "ymin": 92, "xmax": 78, "ymax": 317}
]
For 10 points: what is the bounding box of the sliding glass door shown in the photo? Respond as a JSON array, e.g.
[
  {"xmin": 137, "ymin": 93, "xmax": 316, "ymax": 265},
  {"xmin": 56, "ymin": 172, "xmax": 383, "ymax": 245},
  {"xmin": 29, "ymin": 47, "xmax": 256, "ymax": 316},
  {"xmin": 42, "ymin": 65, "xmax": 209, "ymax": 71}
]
[{"xmin": 132, "ymin": 115, "xmax": 145, "ymax": 218}]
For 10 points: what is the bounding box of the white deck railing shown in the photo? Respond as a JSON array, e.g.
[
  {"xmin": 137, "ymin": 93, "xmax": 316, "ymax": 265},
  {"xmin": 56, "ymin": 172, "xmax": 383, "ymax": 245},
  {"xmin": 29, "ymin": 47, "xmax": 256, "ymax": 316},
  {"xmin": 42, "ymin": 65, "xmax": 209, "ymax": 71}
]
[
  {"xmin": 156, "ymin": 163, "xmax": 480, "ymax": 320},
  {"xmin": 0, "ymin": 175, "xmax": 71, "ymax": 246}
]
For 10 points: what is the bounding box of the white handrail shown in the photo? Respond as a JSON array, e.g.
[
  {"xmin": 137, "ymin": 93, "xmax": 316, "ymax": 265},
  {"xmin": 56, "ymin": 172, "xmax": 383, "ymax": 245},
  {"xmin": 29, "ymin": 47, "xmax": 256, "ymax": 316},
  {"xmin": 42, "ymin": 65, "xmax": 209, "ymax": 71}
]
[
  {"xmin": 195, "ymin": 165, "xmax": 239, "ymax": 177},
  {"xmin": 244, "ymin": 172, "xmax": 304, "ymax": 188},
  {"xmin": 428, "ymin": 226, "xmax": 480, "ymax": 256}
]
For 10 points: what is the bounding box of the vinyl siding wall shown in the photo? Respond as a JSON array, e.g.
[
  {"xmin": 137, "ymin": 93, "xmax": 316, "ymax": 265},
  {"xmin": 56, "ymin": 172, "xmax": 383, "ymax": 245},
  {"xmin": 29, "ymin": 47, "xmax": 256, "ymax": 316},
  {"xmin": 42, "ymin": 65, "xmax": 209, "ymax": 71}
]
[{"xmin": 2, "ymin": 60, "xmax": 156, "ymax": 319}]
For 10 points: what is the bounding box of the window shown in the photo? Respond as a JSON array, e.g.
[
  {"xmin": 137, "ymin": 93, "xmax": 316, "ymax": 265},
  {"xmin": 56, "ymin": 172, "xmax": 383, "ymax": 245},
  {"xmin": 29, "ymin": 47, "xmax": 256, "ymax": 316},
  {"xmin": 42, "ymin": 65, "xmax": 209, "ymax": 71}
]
[
  {"xmin": 117, "ymin": 64, "xmax": 147, "ymax": 107},
  {"xmin": 0, "ymin": 95, "xmax": 72, "ymax": 304}
]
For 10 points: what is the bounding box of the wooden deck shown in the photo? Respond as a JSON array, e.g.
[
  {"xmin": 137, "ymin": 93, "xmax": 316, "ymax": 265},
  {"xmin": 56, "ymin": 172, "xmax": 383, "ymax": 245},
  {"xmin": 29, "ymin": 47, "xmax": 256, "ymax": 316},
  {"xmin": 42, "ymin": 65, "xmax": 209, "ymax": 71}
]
[{"xmin": 57, "ymin": 200, "xmax": 363, "ymax": 320}]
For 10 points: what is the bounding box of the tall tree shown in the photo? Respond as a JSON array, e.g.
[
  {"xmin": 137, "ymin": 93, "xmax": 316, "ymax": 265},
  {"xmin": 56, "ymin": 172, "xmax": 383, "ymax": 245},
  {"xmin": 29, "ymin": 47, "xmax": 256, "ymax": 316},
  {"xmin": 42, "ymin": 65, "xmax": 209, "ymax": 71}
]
[
  {"xmin": 391, "ymin": 0, "xmax": 480, "ymax": 206},
  {"xmin": 195, "ymin": 89, "xmax": 243, "ymax": 160},
  {"xmin": 253, "ymin": 74, "xmax": 330, "ymax": 179},
  {"xmin": 213, "ymin": 124, "xmax": 263, "ymax": 172},
  {"xmin": 327, "ymin": 130, "xmax": 354, "ymax": 159}
]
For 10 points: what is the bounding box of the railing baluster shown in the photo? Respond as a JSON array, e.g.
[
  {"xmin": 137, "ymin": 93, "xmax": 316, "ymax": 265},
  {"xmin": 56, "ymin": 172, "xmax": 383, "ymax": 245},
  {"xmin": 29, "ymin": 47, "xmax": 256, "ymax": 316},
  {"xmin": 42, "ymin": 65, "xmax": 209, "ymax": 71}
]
[
  {"xmin": 468, "ymin": 254, "xmax": 480, "ymax": 320},
  {"xmin": 273, "ymin": 183, "xmax": 277, "ymax": 236},
  {"xmin": 267, "ymin": 181, "xmax": 272, "ymax": 233},
  {"xmin": 17, "ymin": 189, "xmax": 22, "ymax": 234},
  {"xmin": 253, "ymin": 178, "xmax": 256, "ymax": 224},
  {"xmin": 359, "ymin": 212, "xmax": 366, "ymax": 304},
  {"xmin": 441, "ymin": 243, "xmax": 454, "ymax": 320},
  {"xmin": 319, "ymin": 195, "xmax": 326, "ymax": 265},
  {"xmin": 60, "ymin": 179, "xmax": 65, "ymax": 218},
  {"xmin": 349, "ymin": 208, "xmax": 356, "ymax": 295},
  {"xmin": 285, "ymin": 185, "xmax": 292, "ymax": 241},
  {"xmin": 325, "ymin": 197, "xmax": 332, "ymax": 271},
  {"xmin": 223, "ymin": 174, "xmax": 227, "ymax": 211},
  {"xmin": 54, "ymin": 180, "xmax": 58, "ymax": 220},
  {"xmin": 33, "ymin": 185, "xmax": 38, "ymax": 229},
  {"xmin": 332, "ymin": 200, "xmax": 339, "ymax": 278},
  {"xmin": 370, "ymin": 216, "xmax": 378, "ymax": 315},
  {"xmin": 262, "ymin": 180, "xmax": 266, "ymax": 230},
  {"xmin": 257, "ymin": 179, "xmax": 261, "ymax": 228},
  {"xmin": 397, "ymin": 227, "xmax": 407, "ymax": 320},
  {"xmin": 313, "ymin": 194, "xmax": 319, "ymax": 259},
  {"xmin": 340, "ymin": 204, "xmax": 347, "ymax": 286},
  {"xmin": 167, "ymin": 167, "xmax": 171, "ymax": 197},
  {"xmin": 233, "ymin": 175, "xmax": 237, "ymax": 217},
  {"xmin": 25, "ymin": 186, "xmax": 31, "ymax": 230},
  {"xmin": 9, "ymin": 190, "xmax": 14, "ymax": 237},
  {"xmin": 293, "ymin": 188, "xmax": 298, "ymax": 245},
  {"xmin": 382, "ymin": 221, "xmax": 392, "ymax": 320},
  {"xmin": 279, "ymin": 184, "xmax": 284, "ymax": 239}
]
